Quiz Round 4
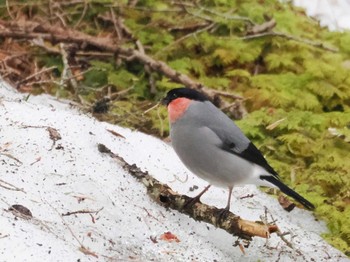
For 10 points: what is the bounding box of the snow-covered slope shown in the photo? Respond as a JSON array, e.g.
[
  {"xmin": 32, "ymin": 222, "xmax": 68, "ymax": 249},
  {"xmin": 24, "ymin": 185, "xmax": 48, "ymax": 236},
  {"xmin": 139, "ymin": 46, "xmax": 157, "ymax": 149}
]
[{"xmin": 0, "ymin": 82, "xmax": 348, "ymax": 261}]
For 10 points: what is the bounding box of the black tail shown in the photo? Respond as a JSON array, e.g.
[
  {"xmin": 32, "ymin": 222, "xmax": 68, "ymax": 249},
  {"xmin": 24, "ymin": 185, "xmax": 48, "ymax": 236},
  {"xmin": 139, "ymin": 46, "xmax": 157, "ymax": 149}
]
[{"xmin": 260, "ymin": 175, "xmax": 315, "ymax": 210}]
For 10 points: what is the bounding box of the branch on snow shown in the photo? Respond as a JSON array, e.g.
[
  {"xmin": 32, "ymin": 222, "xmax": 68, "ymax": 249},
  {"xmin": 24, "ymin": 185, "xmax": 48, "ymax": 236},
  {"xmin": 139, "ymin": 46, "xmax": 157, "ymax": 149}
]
[{"xmin": 97, "ymin": 143, "xmax": 279, "ymax": 241}]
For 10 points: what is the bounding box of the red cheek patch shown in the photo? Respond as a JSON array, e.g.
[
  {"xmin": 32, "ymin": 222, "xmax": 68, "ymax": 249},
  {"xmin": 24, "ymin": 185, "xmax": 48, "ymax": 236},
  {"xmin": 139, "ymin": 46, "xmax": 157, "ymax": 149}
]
[{"xmin": 168, "ymin": 97, "xmax": 192, "ymax": 123}]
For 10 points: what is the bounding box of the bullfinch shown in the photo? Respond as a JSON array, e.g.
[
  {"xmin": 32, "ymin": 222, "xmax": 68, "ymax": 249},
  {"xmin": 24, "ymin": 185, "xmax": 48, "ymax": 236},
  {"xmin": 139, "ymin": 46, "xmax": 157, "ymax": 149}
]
[{"xmin": 162, "ymin": 87, "xmax": 315, "ymax": 211}]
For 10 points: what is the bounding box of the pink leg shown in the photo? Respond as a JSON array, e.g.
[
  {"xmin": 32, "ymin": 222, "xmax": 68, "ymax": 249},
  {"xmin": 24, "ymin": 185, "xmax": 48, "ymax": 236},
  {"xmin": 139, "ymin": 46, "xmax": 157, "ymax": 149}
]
[
  {"xmin": 183, "ymin": 184, "xmax": 211, "ymax": 209},
  {"xmin": 225, "ymin": 186, "xmax": 233, "ymax": 210},
  {"xmin": 195, "ymin": 184, "xmax": 211, "ymax": 200},
  {"xmin": 215, "ymin": 186, "xmax": 233, "ymax": 224}
]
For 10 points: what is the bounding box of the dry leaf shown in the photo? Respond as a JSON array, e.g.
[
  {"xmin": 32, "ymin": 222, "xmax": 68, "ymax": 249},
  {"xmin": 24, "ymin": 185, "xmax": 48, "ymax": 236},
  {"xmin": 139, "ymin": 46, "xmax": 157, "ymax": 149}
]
[
  {"xmin": 79, "ymin": 246, "xmax": 98, "ymax": 258},
  {"xmin": 239, "ymin": 243, "xmax": 246, "ymax": 255},
  {"xmin": 47, "ymin": 127, "xmax": 61, "ymax": 141},
  {"xmin": 106, "ymin": 129, "xmax": 126, "ymax": 139},
  {"xmin": 30, "ymin": 156, "xmax": 41, "ymax": 165},
  {"xmin": 266, "ymin": 118, "xmax": 286, "ymax": 130},
  {"xmin": 159, "ymin": 232, "xmax": 180, "ymax": 243},
  {"xmin": 278, "ymin": 195, "xmax": 296, "ymax": 212},
  {"xmin": 150, "ymin": 236, "xmax": 158, "ymax": 243},
  {"xmin": 9, "ymin": 204, "xmax": 33, "ymax": 218}
]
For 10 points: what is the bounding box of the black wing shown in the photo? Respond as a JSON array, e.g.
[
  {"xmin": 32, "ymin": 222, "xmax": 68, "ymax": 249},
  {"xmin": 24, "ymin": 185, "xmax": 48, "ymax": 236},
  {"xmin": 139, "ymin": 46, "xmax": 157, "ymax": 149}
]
[
  {"xmin": 221, "ymin": 141, "xmax": 280, "ymax": 178},
  {"xmin": 200, "ymin": 102, "xmax": 280, "ymax": 178}
]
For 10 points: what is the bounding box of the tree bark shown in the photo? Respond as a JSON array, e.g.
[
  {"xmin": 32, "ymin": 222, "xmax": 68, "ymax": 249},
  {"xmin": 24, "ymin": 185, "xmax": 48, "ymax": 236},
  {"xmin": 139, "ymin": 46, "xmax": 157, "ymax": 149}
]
[{"xmin": 97, "ymin": 143, "xmax": 278, "ymax": 241}]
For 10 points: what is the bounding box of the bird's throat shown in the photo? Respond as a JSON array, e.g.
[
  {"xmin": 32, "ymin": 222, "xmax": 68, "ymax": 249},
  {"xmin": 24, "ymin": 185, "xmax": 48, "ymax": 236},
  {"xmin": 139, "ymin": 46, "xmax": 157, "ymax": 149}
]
[{"xmin": 168, "ymin": 97, "xmax": 192, "ymax": 123}]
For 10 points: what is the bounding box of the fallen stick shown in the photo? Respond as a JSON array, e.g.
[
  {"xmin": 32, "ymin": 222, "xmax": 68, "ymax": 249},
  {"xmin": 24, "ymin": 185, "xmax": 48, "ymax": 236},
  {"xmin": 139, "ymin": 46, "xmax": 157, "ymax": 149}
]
[{"xmin": 97, "ymin": 143, "xmax": 278, "ymax": 240}]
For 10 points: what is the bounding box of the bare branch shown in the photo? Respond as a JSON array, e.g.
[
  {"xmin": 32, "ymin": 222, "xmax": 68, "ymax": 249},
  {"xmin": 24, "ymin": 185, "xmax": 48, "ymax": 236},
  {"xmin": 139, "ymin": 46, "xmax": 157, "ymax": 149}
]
[
  {"xmin": 157, "ymin": 22, "xmax": 215, "ymax": 55},
  {"xmin": 247, "ymin": 19, "xmax": 276, "ymax": 35},
  {"xmin": 0, "ymin": 179, "xmax": 25, "ymax": 192},
  {"xmin": 74, "ymin": 0, "xmax": 88, "ymax": 28},
  {"xmin": 98, "ymin": 143, "xmax": 279, "ymax": 240},
  {"xmin": 241, "ymin": 31, "xmax": 338, "ymax": 52},
  {"xmin": 0, "ymin": 19, "xmax": 242, "ymax": 109},
  {"xmin": 16, "ymin": 66, "xmax": 57, "ymax": 87},
  {"xmin": 62, "ymin": 207, "xmax": 104, "ymax": 217}
]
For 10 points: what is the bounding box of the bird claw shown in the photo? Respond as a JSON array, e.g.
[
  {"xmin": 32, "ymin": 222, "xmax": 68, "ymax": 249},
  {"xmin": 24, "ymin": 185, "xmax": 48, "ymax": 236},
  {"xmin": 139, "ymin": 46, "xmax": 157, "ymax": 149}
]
[
  {"xmin": 182, "ymin": 196, "xmax": 202, "ymax": 210},
  {"xmin": 215, "ymin": 207, "xmax": 230, "ymax": 224},
  {"xmin": 181, "ymin": 185, "xmax": 211, "ymax": 210}
]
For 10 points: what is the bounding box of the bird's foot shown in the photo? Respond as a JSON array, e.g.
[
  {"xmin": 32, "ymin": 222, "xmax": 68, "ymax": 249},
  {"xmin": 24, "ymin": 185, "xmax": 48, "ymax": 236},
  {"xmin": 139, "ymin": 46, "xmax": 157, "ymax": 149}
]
[
  {"xmin": 182, "ymin": 195, "xmax": 202, "ymax": 210},
  {"xmin": 215, "ymin": 207, "xmax": 230, "ymax": 225},
  {"xmin": 182, "ymin": 184, "xmax": 211, "ymax": 210}
]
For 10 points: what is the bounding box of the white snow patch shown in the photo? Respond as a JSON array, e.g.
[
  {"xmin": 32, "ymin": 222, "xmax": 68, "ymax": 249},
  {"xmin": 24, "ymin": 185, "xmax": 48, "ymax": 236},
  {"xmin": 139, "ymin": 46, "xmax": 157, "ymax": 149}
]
[
  {"xmin": 292, "ymin": 0, "xmax": 350, "ymax": 31},
  {"xmin": 0, "ymin": 81, "xmax": 348, "ymax": 261}
]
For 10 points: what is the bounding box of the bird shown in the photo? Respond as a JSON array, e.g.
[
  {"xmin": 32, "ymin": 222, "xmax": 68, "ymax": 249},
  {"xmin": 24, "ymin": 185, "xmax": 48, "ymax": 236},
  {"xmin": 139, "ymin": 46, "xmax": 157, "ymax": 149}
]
[{"xmin": 161, "ymin": 87, "xmax": 315, "ymax": 213}]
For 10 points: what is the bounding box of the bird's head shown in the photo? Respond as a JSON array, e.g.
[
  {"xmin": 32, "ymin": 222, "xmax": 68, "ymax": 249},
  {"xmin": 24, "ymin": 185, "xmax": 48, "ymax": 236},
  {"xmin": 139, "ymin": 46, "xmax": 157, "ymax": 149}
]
[{"xmin": 161, "ymin": 88, "xmax": 209, "ymax": 123}]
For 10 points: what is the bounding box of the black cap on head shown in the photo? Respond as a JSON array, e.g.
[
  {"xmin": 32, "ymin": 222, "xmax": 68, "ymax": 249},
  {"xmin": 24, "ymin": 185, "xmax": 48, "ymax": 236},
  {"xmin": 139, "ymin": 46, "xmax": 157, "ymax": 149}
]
[{"xmin": 161, "ymin": 87, "xmax": 209, "ymax": 106}]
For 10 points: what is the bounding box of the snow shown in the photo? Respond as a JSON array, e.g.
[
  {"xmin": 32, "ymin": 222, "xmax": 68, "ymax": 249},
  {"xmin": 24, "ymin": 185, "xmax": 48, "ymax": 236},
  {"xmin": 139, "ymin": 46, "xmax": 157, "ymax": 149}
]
[
  {"xmin": 0, "ymin": 81, "xmax": 349, "ymax": 262},
  {"xmin": 292, "ymin": 0, "xmax": 350, "ymax": 31}
]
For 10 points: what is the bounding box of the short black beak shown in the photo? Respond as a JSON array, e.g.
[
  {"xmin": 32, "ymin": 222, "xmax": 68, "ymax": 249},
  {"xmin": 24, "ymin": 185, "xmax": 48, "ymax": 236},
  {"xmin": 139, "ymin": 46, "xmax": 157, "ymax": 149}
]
[{"xmin": 161, "ymin": 96, "xmax": 170, "ymax": 106}]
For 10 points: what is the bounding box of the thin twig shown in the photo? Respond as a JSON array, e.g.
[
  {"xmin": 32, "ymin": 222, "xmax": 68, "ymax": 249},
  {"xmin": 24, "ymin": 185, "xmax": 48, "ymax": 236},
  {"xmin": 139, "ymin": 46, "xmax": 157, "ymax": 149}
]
[
  {"xmin": 136, "ymin": 39, "xmax": 157, "ymax": 94},
  {"xmin": 45, "ymin": 199, "xmax": 92, "ymax": 253},
  {"xmin": 175, "ymin": 1, "xmax": 255, "ymax": 25},
  {"xmin": 55, "ymin": 12, "xmax": 67, "ymax": 27},
  {"xmin": 5, "ymin": 0, "xmax": 15, "ymax": 20},
  {"xmin": 241, "ymin": 31, "xmax": 338, "ymax": 52},
  {"xmin": 143, "ymin": 102, "xmax": 160, "ymax": 114},
  {"xmin": 62, "ymin": 207, "xmax": 104, "ymax": 216},
  {"xmin": 180, "ymin": 4, "xmax": 214, "ymax": 23},
  {"xmin": 196, "ymin": 4, "xmax": 255, "ymax": 25},
  {"xmin": 59, "ymin": 43, "xmax": 78, "ymax": 97},
  {"xmin": 16, "ymin": 66, "xmax": 57, "ymax": 86},
  {"xmin": 141, "ymin": 207, "xmax": 161, "ymax": 222},
  {"xmin": 156, "ymin": 22, "xmax": 215, "ymax": 55},
  {"xmin": 122, "ymin": 5, "xmax": 182, "ymax": 13},
  {"xmin": 157, "ymin": 105, "xmax": 164, "ymax": 137},
  {"xmin": 247, "ymin": 19, "xmax": 276, "ymax": 35},
  {"xmin": 0, "ymin": 152, "xmax": 22, "ymax": 164},
  {"xmin": 110, "ymin": 7, "xmax": 122, "ymax": 40},
  {"xmin": 0, "ymin": 179, "xmax": 25, "ymax": 192},
  {"xmin": 209, "ymin": 89, "xmax": 244, "ymax": 100},
  {"xmin": 264, "ymin": 207, "xmax": 295, "ymax": 249},
  {"xmin": 167, "ymin": 173, "xmax": 188, "ymax": 184},
  {"xmin": 109, "ymin": 86, "xmax": 134, "ymax": 100},
  {"xmin": 74, "ymin": 0, "xmax": 88, "ymax": 28}
]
